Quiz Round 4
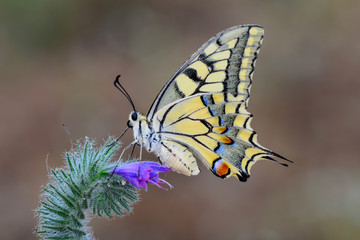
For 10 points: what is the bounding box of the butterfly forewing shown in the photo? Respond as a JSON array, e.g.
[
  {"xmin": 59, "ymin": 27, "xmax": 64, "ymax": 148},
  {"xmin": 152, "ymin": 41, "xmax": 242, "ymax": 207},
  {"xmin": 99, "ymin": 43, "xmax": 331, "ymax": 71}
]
[{"xmin": 147, "ymin": 25, "xmax": 264, "ymax": 122}]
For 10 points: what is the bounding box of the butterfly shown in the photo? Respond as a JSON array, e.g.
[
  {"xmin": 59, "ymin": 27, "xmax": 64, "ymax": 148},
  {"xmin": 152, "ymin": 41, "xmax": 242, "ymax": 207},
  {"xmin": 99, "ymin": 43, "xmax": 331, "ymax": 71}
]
[{"xmin": 119, "ymin": 24, "xmax": 291, "ymax": 182}]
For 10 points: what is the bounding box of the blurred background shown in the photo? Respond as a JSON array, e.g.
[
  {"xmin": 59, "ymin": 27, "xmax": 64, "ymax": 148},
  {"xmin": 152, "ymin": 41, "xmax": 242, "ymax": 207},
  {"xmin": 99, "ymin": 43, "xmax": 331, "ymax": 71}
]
[{"xmin": 1, "ymin": 0, "xmax": 359, "ymax": 239}]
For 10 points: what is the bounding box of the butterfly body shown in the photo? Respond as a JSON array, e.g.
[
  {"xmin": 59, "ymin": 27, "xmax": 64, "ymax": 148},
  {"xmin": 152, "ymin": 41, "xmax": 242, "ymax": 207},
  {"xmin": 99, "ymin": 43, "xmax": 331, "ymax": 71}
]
[
  {"xmin": 126, "ymin": 25, "xmax": 290, "ymax": 182},
  {"xmin": 128, "ymin": 111, "xmax": 200, "ymax": 176}
]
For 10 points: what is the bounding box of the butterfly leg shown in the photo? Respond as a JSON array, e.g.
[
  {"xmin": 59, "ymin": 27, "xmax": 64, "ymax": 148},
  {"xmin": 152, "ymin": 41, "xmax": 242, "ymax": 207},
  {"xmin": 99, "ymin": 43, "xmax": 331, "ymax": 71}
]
[
  {"xmin": 139, "ymin": 143, "xmax": 143, "ymax": 161},
  {"xmin": 109, "ymin": 140, "xmax": 137, "ymax": 179},
  {"xmin": 128, "ymin": 144, "xmax": 136, "ymax": 160}
]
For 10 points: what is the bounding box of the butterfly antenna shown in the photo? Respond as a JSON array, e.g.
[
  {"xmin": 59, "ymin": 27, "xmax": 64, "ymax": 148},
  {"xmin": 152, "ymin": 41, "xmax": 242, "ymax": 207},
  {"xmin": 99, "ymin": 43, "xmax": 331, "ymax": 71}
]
[{"xmin": 114, "ymin": 75, "xmax": 136, "ymax": 112}]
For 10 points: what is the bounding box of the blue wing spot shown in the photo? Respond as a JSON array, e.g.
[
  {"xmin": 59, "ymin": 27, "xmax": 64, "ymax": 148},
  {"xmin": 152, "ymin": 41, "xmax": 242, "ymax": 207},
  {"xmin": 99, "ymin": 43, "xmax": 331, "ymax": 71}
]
[
  {"xmin": 220, "ymin": 117, "xmax": 225, "ymax": 125},
  {"xmin": 209, "ymin": 108, "xmax": 215, "ymax": 116},
  {"xmin": 201, "ymin": 95, "xmax": 210, "ymax": 106},
  {"xmin": 215, "ymin": 144, "xmax": 225, "ymax": 154}
]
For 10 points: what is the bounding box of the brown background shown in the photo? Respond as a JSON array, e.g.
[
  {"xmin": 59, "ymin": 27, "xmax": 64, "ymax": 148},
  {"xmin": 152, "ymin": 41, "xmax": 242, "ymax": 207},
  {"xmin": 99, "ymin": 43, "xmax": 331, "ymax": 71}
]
[{"xmin": 1, "ymin": 0, "xmax": 360, "ymax": 239}]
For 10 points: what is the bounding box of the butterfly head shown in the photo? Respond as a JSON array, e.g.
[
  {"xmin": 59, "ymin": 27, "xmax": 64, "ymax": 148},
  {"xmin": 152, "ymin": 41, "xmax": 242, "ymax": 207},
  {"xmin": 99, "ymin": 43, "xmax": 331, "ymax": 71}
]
[
  {"xmin": 127, "ymin": 111, "xmax": 139, "ymax": 128},
  {"xmin": 127, "ymin": 111, "xmax": 153, "ymax": 149}
]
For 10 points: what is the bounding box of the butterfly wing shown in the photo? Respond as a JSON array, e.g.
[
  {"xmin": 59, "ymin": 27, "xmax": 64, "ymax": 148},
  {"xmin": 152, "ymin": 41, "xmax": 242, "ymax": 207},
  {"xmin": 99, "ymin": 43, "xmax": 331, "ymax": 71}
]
[
  {"xmin": 147, "ymin": 25, "xmax": 290, "ymax": 181},
  {"xmin": 147, "ymin": 25, "xmax": 263, "ymax": 122},
  {"xmin": 152, "ymin": 93, "xmax": 289, "ymax": 181}
]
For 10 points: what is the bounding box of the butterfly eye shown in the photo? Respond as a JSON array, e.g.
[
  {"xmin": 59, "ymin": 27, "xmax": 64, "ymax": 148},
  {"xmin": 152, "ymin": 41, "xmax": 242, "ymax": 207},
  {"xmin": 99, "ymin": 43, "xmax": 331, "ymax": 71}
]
[{"xmin": 131, "ymin": 112, "xmax": 138, "ymax": 121}]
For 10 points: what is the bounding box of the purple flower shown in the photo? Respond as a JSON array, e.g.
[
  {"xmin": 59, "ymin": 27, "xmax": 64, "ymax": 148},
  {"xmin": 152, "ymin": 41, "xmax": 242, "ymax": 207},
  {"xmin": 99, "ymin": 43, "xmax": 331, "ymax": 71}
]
[{"xmin": 109, "ymin": 161, "xmax": 173, "ymax": 191}]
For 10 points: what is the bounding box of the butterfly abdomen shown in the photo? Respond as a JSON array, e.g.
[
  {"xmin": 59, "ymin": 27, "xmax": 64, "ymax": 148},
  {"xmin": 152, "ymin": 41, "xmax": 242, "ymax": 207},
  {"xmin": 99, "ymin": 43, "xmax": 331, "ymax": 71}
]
[{"xmin": 154, "ymin": 139, "xmax": 200, "ymax": 176}]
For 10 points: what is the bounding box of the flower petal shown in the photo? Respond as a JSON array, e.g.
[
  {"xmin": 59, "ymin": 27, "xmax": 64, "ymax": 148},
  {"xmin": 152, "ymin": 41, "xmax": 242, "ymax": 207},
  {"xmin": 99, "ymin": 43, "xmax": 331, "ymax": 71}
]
[{"xmin": 109, "ymin": 161, "xmax": 172, "ymax": 190}]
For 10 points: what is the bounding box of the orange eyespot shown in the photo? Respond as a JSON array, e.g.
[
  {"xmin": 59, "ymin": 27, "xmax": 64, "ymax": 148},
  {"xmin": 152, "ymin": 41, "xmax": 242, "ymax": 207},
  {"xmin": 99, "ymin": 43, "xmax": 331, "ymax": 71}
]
[{"xmin": 213, "ymin": 159, "xmax": 230, "ymax": 177}]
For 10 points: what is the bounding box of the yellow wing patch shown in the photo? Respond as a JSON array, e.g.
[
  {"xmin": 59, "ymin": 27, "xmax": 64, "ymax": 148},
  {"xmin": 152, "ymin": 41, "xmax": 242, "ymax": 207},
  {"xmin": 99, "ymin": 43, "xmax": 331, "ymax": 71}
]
[
  {"xmin": 212, "ymin": 60, "xmax": 228, "ymax": 71},
  {"xmin": 176, "ymin": 74, "xmax": 199, "ymax": 95},
  {"xmin": 199, "ymin": 82, "xmax": 224, "ymax": 92}
]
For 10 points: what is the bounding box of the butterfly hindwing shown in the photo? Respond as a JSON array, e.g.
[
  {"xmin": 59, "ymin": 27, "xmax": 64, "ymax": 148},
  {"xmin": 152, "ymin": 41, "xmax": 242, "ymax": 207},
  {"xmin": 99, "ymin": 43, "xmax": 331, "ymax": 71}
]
[
  {"xmin": 147, "ymin": 25, "xmax": 264, "ymax": 122},
  {"xmin": 152, "ymin": 92, "xmax": 287, "ymax": 181}
]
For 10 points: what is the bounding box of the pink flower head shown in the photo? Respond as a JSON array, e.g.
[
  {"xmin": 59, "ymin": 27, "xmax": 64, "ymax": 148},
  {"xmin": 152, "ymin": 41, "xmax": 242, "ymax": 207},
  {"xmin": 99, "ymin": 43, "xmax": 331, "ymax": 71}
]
[{"xmin": 110, "ymin": 161, "xmax": 173, "ymax": 191}]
